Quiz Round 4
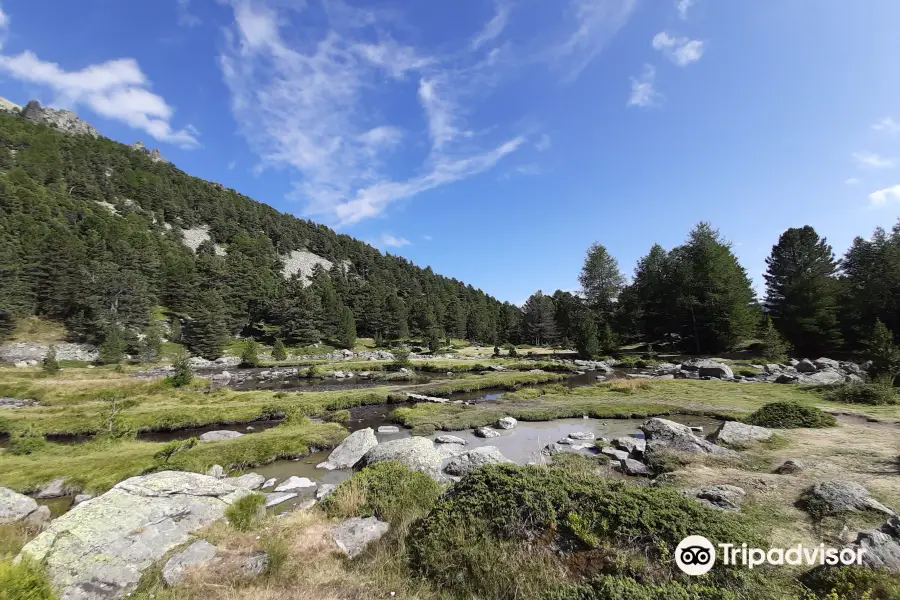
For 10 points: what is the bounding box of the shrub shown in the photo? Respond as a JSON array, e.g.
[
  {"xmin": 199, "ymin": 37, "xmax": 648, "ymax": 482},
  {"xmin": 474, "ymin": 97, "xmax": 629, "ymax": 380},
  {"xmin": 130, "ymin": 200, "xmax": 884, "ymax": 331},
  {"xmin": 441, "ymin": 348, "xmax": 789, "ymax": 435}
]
[
  {"xmin": 802, "ymin": 565, "xmax": 900, "ymax": 600},
  {"xmin": 390, "ymin": 348, "xmax": 411, "ymax": 371},
  {"xmin": 408, "ymin": 465, "xmax": 774, "ymax": 600},
  {"xmin": 41, "ymin": 347, "xmax": 59, "ymax": 374},
  {"xmin": 506, "ymin": 344, "xmax": 518, "ymax": 357},
  {"xmin": 322, "ymin": 461, "xmax": 443, "ymax": 527},
  {"xmin": 745, "ymin": 402, "xmax": 836, "ymax": 429},
  {"xmin": 864, "ymin": 319, "xmax": 900, "ymax": 384},
  {"xmin": 823, "ymin": 383, "xmax": 897, "ymax": 406},
  {"xmin": 0, "ymin": 558, "xmax": 57, "ymax": 600},
  {"xmin": 153, "ymin": 437, "xmax": 198, "ymax": 463},
  {"xmin": 324, "ymin": 409, "xmax": 351, "ymax": 423},
  {"xmin": 226, "ymin": 493, "xmax": 266, "ymax": 531},
  {"xmin": 8, "ymin": 426, "xmax": 47, "ymax": 456},
  {"xmin": 97, "ymin": 327, "xmax": 126, "ymax": 365},
  {"xmin": 167, "ymin": 349, "xmax": 193, "ymax": 387},
  {"xmin": 239, "ymin": 339, "xmax": 260, "ymax": 368},
  {"xmin": 760, "ymin": 316, "xmax": 790, "ymax": 361},
  {"xmin": 272, "ymin": 338, "xmax": 287, "ymax": 361}
]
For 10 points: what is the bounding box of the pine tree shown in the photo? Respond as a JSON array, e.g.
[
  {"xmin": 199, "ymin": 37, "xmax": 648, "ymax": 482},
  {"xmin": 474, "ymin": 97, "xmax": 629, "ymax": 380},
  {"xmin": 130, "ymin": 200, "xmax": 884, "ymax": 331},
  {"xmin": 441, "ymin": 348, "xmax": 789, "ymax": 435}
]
[
  {"xmin": 183, "ymin": 291, "xmax": 231, "ymax": 360},
  {"xmin": 761, "ymin": 316, "xmax": 790, "ymax": 360},
  {"xmin": 272, "ymin": 338, "xmax": 287, "ymax": 361},
  {"xmin": 240, "ymin": 339, "xmax": 260, "ymax": 367},
  {"xmin": 572, "ymin": 309, "xmax": 599, "ymax": 359},
  {"xmin": 578, "ymin": 243, "xmax": 625, "ymax": 317},
  {"xmin": 865, "ymin": 319, "xmax": 900, "ymax": 384},
  {"xmin": 278, "ymin": 285, "xmax": 323, "ymax": 346},
  {"xmin": 42, "ymin": 345, "xmax": 60, "ymax": 374},
  {"xmin": 598, "ymin": 323, "xmax": 616, "ymax": 355},
  {"xmin": 428, "ymin": 328, "xmax": 442, "ymax": 353},
  {"xmin": 764, "ymin": 226, "xmax": 842, "ymax": 356},
  {"xmin": 168, "ymin": 348, "xmax": 193, "ymax": 387},
  {"xmin": 625, "ymin": 244, "xmax": 675, "ymax": 342},
  {"xmin": 169, "ymin": 317, "xmax": 182, "ymax": 343},
  {"xmin": 384, "ymin": 294, "xmax": 409, "ymax": 341},
  {"xmin": 98, "ymin": 327, "xmax": 127, "ymax": 364},
  {"xmin": 336, "ymin": 306, "xmax": 357, "ymax": 350},
  {"xmin": 140, "ymin": 325, "xmax": 163, "ymax": 363},
  {"xmin": 522, "ymin": 291, "xmax": 558, "ymax": 346}
]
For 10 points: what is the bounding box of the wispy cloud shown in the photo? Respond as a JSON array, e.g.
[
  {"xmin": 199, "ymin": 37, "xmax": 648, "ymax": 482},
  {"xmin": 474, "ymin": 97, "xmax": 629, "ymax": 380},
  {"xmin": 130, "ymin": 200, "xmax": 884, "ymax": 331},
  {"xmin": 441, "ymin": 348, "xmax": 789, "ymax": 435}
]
[
  {"xmin": 0, "ymin": 6, "xmax": 8, "ymax": 48},
  {"xmin": 551, "ymin": 0, "xmax": 639, "ymax": 82},
  {"xmin": 423, "ymin": 234, "xmax": 433, "ymax": 241},
  {"xmin": 853, "ymin": 151, "xmax": 895, "ymax": 169},
  {"xmin": 627, "ymin": 64, "xmax": 661, "ymax": 108},
  {"xmin": 535, "ymin": 133, "xmax": 551, "ymax": 151},
  {"xmin": 228, "ymin": 160, "xmax": 237, "ymax": 170},
  {"xmin": 176, "ymin": 0, "xmax": 201, "ymax": 28},
  {"xmin": 381, "ymin": 233, "xmax": 412, "ymax": 248},
  {"xmin": 872, "ymin": 117, "xmax": 900, "ymax": 134},
  {"xmin": 845, "ymin": 177, "xmax": 859, "ymax": 185},
  {"xmin": 676, "ymin": 0, "xmax": 696, "ymax": 19},
  {"xmin": 652, "ymin": 32, "xmax": 704, "ymax": 66},
  {"xmin": 869, "ymin": 185, "xmax": 900, "ymax": 205},
  {"xmin": 472, "ymin": 1, "xmax": 510, "ymax": 50}
]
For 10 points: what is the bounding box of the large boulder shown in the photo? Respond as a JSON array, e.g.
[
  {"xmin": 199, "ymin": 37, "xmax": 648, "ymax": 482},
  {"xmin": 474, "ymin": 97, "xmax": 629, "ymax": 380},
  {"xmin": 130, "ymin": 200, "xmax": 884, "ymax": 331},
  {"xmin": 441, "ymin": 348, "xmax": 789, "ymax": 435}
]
[
  {"xmin": 198, "ymin": 430, "xmax": 244, "ymax": 442},
  {"xmin": 682, "ymin": 485, "xmax": 746, "ymax": 512},
  {"xmin": 224, "ymin": 473, "xmax": 266, "ymax": 490},
  {"xmin": 641, "ymin": 418, "xmax": 737, "ymax": 456},
  {"xmin": 444, "ymin": 446, "xmax": 513, "ymax": 476},
  {"xmin": 620, "ymin": 459, "xmax": 652, "ymax": 476},
  {"xmin": 0, "ymin": 487, "xmax": 50, "ymax": 525},
  {"xmin": 804, "ymin": 480, "xmax": 896, "ymax": 517},
  {"xmin": 496, "ymin": 417, "xmax": 517, "ymax": 430},
  {"xmin": 844, "ymin": 516, "xmax": 900, "ymax": 571},
  {"xmin": 331, "ymin": 517, "xmax": 390, "ymax": 558},
  {"xmin": 162, "ymin": 540, "xmax": 218, "ymax": 586},
  {"xmin": 681, "ymin": 359, "xmax": 734, "ymax": 379},
  {"xmin": 362, "ymin": 437, "xmax": 443, "ymax": 479},
  {"xmin": 474, "ymin": 426, "xmax": 500, "ymax": 439},
  {"xmin": 613, "ymin": 437, "xmax": 646, "ymax": 456},
  {"xmin": 804, "ymin": 369, "xmax": 844, "ymax": 385},
  {"xmin": 813, "ymin": 357, "xmax": 841, "ymax": 371},
  {"xmin": 317, "ymin": 428, "xmax": 378, "ymax": 470},
  {"xmin": 17, "ymin": 472, "xmax": 248, "ymax": 600},
  {"xmin": 795, "ymin": 359, "xmax": 817, "ymax": 373},
  {"xmin": 710, "ymin": 422, "xmax": 773, "ymax": 445}
]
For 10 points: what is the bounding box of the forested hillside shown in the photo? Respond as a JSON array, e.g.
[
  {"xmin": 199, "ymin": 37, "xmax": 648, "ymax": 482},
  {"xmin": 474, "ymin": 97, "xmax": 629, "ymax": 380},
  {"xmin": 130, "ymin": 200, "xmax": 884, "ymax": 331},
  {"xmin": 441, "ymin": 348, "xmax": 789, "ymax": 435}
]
[{"xmin": 0, "ymin": 111, "xmax": 520, "ymax": 357}]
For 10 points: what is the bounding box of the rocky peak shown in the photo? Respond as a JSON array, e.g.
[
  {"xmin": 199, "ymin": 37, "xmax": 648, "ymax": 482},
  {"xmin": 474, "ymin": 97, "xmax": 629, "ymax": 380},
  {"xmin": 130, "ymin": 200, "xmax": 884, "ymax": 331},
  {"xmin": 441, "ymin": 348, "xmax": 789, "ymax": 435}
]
[
  {"xmin": 131, "ymin": 140, "xmax": 168, "ymax": 164},
  {"xmin": 0, "ymin": 97, "xmax": 21, "ymax": 114},
  {"xmin": 21, "ymin": 100, "xmax": 98, "ymax": 138}
]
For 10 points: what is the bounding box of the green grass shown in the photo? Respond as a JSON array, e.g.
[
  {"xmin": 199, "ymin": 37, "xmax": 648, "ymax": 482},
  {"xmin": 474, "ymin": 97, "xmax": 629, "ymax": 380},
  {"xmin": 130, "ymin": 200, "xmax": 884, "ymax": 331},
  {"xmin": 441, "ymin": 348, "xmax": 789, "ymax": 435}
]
[
  {"xmin": 0, "ymin": 557, "xmax": 57, "ymax": 600},
  {"xmin": 226, "ymin": 492, "xmax": 266, "ymax": 531}
]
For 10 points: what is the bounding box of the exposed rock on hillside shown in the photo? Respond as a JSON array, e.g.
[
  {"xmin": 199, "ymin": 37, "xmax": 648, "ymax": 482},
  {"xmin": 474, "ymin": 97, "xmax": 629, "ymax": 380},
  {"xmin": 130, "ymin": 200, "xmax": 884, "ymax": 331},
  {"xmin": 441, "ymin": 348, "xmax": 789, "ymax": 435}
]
[
  {"xmin": 0, "ymin": 342, "xmax": 98, "ymax": 363},
  {"xmin": 180, "ymin": 225, "xmax": 227, "ymax": 256},
  {"xmin": 280, "ymin": 250, "xmax": 334, "ymax": 282},
  {"xmin": 0, "ymin": 96, "xmax": 21, "ymax": 113},
  {"xmin": 22, "ymin": 100, "xmax": 98, "ymax": 137},
  {"xmin": 131, "ymin": 141, "xmax": 168, "ymax": 163}
]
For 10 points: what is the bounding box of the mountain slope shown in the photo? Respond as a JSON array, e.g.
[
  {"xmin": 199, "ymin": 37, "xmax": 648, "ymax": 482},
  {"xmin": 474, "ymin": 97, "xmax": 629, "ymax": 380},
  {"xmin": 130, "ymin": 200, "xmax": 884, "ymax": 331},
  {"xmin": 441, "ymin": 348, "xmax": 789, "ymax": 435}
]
[{"xmin": 0, "ymin": 110, "xmax": 522, "ymax": 354}]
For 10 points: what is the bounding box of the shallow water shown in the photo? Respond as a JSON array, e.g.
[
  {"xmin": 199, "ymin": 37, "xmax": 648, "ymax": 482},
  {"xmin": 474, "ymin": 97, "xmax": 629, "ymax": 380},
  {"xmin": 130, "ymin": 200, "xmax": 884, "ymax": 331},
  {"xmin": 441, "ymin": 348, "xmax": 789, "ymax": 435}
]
[{"xmin": 137, "ymin": 419, "xmax": 284, "ymax": 443}]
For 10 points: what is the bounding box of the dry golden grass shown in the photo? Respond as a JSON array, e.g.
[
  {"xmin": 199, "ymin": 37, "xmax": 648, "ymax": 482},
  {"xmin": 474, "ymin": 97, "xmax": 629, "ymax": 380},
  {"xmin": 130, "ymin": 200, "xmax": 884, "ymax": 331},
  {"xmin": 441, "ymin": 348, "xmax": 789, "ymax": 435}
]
[{"xmin": 605, "ymin": 378, "xmax": 653, "ymax": 393}]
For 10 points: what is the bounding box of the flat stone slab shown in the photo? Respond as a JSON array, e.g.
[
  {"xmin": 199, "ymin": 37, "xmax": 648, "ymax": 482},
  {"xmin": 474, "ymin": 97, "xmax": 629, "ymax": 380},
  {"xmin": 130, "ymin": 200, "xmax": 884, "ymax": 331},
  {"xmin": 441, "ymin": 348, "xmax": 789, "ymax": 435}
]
[
  {"xmin": 435, "ymin": 435, "xmax": 467, "ymax": 445},
  {"xmin": 198, "ymin": 430, "xmax": 244, "ymax": 442},
  {"xmin": 274, "ymin": 476, "xmax": 317, "ymax": 492},
  {"xmin": 317, "ymin": 428, "xmax": 378, "ymax": 470},
  {"xmin": 162, "ymin": 540, "xmax": 217, "ymax": 586},
  {"xmin": 711, "ymin": 421, "xmax": 773, "ymax": 445},
  {"xmin": 265, "ymin": 492, "xmax": 298, "ymax": 508},
  {"xmin": 331, "ymin": 517, "xmax": 390, "ymax": 558},
  {"xmin": 444, "ymin": 446, "xmax": 513, "ymax": 476},
  {"xmin": 224, "ymin": 473, "xmax": 266, "ymax": 490}
]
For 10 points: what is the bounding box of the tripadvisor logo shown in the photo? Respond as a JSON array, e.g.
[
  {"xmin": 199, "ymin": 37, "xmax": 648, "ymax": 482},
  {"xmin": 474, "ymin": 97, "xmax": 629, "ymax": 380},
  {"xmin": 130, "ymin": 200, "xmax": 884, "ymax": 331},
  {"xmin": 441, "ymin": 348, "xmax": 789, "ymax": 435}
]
[{"xmin": 675, "ymin": 536, "xmax": 866, "ymax": 575}]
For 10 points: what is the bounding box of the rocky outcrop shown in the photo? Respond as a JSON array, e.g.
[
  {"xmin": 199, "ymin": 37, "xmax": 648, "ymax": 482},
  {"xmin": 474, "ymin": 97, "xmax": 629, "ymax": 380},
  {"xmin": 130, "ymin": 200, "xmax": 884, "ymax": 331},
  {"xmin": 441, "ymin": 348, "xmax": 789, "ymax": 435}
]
[
  {"xmin": 804, "ymin": 481, "xmax": 896, "ymax": 517},
  {"xmin": 0, "ymin": 487, "xmax": 51, "ymax": 525},
  {"xmin": 331, "ymin": 517, "xmax": 390, "ymax": 558},
  {"xmin": 682, "ymin": 485, "xmax": 746, "ymax": 512},
  {"xmin": 710, "ymin": 422, "xmax": 773, "ymax": 445},
  {"xmin": 444, "ymin": 446, "xmax": 513, "ymax": 476},
  {"xmin": 162, "ymin": 540, "xmax": 217, "ymax": 586},
  {"xmin": 362, "ymin": 437, "xmax": 443, "ymax": 480},
  {"xmin": 0, "ymin": 342, "xmax": 98, "ymax": 363},
  {"xmin": 844, "ymin": 516, "xmax": 900, "ymax": 571},
  {"xmin": 21, "ymin": 100, "xmax": 98, "ymax": 137},
  {"xmin": 0, "ymin": 96, "xmax": 21, "ymax": 113},
  {"xmin": 317, "ymin": 428, "xmax": 378, "ymax": 470},
  {"xmin": 17, "ymin": 471, "xmax": 249, "ymax": 600},
  {"xmin": 131, "ymin": 141, "xmax": 168, "ymax": 164},
  {"xmin": 641, "ymin": 418, "xmax": 737, "ymax": 456}
]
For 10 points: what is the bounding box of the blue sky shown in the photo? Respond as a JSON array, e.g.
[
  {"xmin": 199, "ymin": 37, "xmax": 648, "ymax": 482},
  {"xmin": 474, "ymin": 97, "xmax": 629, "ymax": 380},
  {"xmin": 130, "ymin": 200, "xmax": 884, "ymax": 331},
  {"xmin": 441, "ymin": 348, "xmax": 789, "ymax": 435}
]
[{"xmin": 1, "ymin": 0, "xmax": 900, "ymax": 305}]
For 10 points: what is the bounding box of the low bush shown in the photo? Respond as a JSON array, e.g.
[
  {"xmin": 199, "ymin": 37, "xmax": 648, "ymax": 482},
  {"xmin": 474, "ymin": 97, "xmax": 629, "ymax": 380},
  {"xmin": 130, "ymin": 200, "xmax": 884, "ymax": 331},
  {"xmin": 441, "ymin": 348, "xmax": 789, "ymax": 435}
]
[
  {"xmin": 823, "ymin": 383, "xmax": 897, "ymax": 406},
  {"xmin": 801, "ymin": 565, "xmax": 900, "ymax": 599},
  {"xmin": 745, "ymin": 402, "xmax": 836, "ymax": 429},
  {"xmin": 322, "ymin": 461, "xmax": 443, "ymax": 528},
  {"xmin": 0, "ymin": 558, "xmax": 57, "ymax": 600},
  {"xmin": 8, "ymin": 426, "xmax": 48, "ymax": 456},
  {"xmin": 408, "ymin": 464, "xmax": 781, "ymax": 600},
  {"xmin": 226, "ymin": 492, "xmax": 266, "ymax": 531}
]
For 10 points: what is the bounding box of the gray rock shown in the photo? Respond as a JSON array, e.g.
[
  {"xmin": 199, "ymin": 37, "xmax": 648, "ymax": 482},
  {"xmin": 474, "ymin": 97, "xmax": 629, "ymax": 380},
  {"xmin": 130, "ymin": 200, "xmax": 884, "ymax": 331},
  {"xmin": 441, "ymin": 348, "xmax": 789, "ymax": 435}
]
[
  {"xmin": 613, "ymin": 437, "xmax": 646, "ymax": 456},
  {"xmin": 331, "ymin": 517, "xmax": 390, "ymax": 558},
  {"xmin": 568, "ymin": 431, "xmax": 595, "ymax": 441},
  {"xmin": 435, "ymin": 435, "xmax": 468, "ymax": 445},
  {"xmin": 73, "ymin": 494, "xmax": 94, "ymax": 506},
  {"xmin": 198, "ymin": 430, "xmax": 244, "ymax": 442},
  {"xmin": 474, "ymin": 426, "xmax": 501, "ymax": 438},
  {"xmin": 17, "ymin": 472, "xmax": 248, "ymax": 600},
  {"xmin": 225, "ymin": 473, "xmax": 266, "ymax": 490},
  {"xmin": 436, "ymin": 443, "xmax": 468, "ymax": 460},
  {"xmin": 274, "ymin": 476, "xmax": 316, "ymax": 492},
  {"xmin": 25, "ymin": 505, "xmax": 51, "ymax": 527},
  {"xmin": 206, "ymin": 465, "xmax": 225, "ymax": 479},
  {"xmin": 641, "ymin": 418, "xmax": 737, "ymax": 456},
  {"xmin": 711, "ymin": 422, "xmax": 773, "ymax": 445},
  {"xmin": 22, "ymin": 100, "xmax": 99, "ymax": 137},
  {"xmin": 654, "ymin": 374, "xmax": 675, "ymax": 380},
  {"xmin": 805, "ymin": 369, "xmax": 844, "ymax": 385},
  {"xmin": 796, "ymin": 359, "xmax": 817, "ymax": 373},
  {"xmin": 1, "ymin": 342, "xmax": 99, "ymax": 363},
  {"xmin": 845, "ymin": 517, "xmax": 900, "ymax": 571},
  {"xmin": 681, "ymin": 359, "xmax": 734, "ymax": 379},
  {"xmin": 595, "ymin": 375, "xmax": 607, "ymax": 381},
  {"xmin": 316, "ymin": 484, "xmax": 337, "ymax": 501},
  {"xmin": 682, "ymin": 485, "xmax": 746, "ymax": 512},
  {"xmin": 264, "ymin": 492, "xmax": 297, "ymax": 508},
  {"xmin": 0, "ymin": 487, "xmax": 45, "ymax": 524},
  {"xmin": 764, "ymin": 364, "xmax": 783, "ymax": 373},
  {"xmin": 496, "ymin": 417, "xmax": 517, "ymax": 430},
  {"xmin": 774, "ymin": 460, "xmax": 804, "ymax": 474},
  {"xmin": 444, "ymin": 446, "xmax": 513, "ymax": 476},
  {"xmin": 813, "ymin": 357, "xmax": 841, "ymax": 370},
  {"xmin": 234, "ymin": 551, "xmax": 269, "ymax": 578},
  {"xmin": 362, "ymin": 437, "xmax": 443, "ymax": 479},
  {"xmin": 775, "ymin": 373, "xmax": 800, "ymax": 384},
  {"xmin": 541, "ymin": 442, "xmax": 566, "ymax": 456},
  {"xmin": 377, "ymin": 425, "xmax": 400, "ymax": 434},
  {"xmin": 261, "ymin": 478, "xmax": 276, "ymax": 489},
  {"xmin": 317, "ymin": 428, "xmax": 378, "ymax": 470},
  {"xmin": 36, "ymin": 478, "xmax": 70, "ymax": 499},
  {"xmin": 600, "ymin": 446, "xmax": 630, "ymax": 461},
  {"xmin": 620, "ymin": 459, "xmax": 652, "ymax": 476},
  {"xmin": 0, "ymin": 397, "xmax": 40, "ymax": 409},
  {"xmin": 293, "ymin": 498, "xmax": 317, "ymax": 512},
  {"xmin": 806, "ymin": 480, "xmax": 896, "ymax": 517},
  {"xmin": 162, "ymin": 540, "xmax": 218, "ymax": 586}
]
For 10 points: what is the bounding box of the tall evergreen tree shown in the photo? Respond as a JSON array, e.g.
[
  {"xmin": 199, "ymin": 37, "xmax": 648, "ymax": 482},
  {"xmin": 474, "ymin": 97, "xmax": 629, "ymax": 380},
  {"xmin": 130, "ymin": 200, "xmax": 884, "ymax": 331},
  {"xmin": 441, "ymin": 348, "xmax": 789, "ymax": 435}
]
[
  {"xmin": 183, "ymin": 290, "xmax": 231, "ymax": 359},
  {"xmin": 278, "ymin": 284, "xmax": 323, "ymax": 346},
  {"xmin": 384, "ymin": 294, "xmax": 409, "ymax": 341},
  {"xmin": 521, "ymin": 291, "xmax": 558, "ymax": 346},
  {"xmin": 578, "ymin": 242, "xmax": 625, "ymax": 317},
  {"xmin": 764, "ymin": 226, "xmax": 842, "ymax": 356},
  {"xmin": 572, "ymin": 308, "xmax": 599, "ymax": 359},
  {"xmin": 336, "ymin": 306, "xmax": 357, "ymax": 350}
]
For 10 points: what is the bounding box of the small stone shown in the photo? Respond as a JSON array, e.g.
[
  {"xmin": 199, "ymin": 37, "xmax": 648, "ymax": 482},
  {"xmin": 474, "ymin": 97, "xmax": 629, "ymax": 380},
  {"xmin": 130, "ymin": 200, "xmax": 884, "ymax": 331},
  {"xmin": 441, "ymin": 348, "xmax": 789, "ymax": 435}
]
[
  {"xmin": 261, "ymin": 478, "xmax": 277, "ymax": 489},
  {"xmin": 711, "ymin": 422, "xmax": 773, "ymax": 445},
  {"xmin": 224, "ymin": 473, "xmax": 266, "ymax": 490},
  {"xmin": 316, "ymin": 484, "xmax": 337, "ymax": 500},
  {"xmin": 613, "ymin": 437, "xmax": 646, "ymax": 456},
  {"xmin": 496, "ymin": 417, "xmax": 517, "ymax": 430},
  {"xmin": 435, "ymin": 435, "xmax": 468, "ymax": 445},
  {"xmin": 774, "ymin": 460, "xmax": 805, "ymax": 475},
  {"xmin": 73, "ymin": 494, "xmax": 94, "ymax": 506},
  {"xmin": 567, "ymin": 431, "xmax": 595, "ymax": 441},
  {"xmin": 600, "ymin": 446, "xmax": 630, "ymax": 461},
  {"xmin": 294, "ymin": 498, "xmax": 317, "ymax": 511},
  {"xmin": 682, "ymin": 485, "xmax": 746, "ymax": 512},
  {"xmin": 237, "ymin": 551, "xmax": 269, "ymax": 578},
  {"xmin": 621, "ymin": 459, "xmax": 652, "ymax": 476},
  {"xmin": 331, "ymin": 517, "xmax": 390, "ymax": 558},
  {"xmin": 206, "ymin": 465, "xmax": 225, "ymax": 479},
  {"xmin": 474, "ymin": 426, "xmax": 500, "ymax": 438},
  {"xmin": 162, "ymin": 540, "xmax": 217, "ymax": 586},
  {"xmin": 274, "ymin": 476, "xmax": 317, "ymax": 492},
  {"xmin": 35, "ymin": 478, "xmax": 69, "ymax": 499},
  {"xmin": 377, "ymin": 425, "xmax": 400, "ymax": 434}
]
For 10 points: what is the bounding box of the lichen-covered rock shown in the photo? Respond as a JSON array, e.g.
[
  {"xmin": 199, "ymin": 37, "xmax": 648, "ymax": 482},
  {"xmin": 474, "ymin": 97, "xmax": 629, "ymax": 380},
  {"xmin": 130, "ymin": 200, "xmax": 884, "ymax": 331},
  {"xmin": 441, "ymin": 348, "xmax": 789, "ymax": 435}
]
[
  {"xmin": 805, "ymin": 480, "xmax": 896, "ymax": 517},
  {"xmin": 331, "ymin": 517, "xmax": 390, "ymax": 558},
  {"xmin": 317, "ymin": 428, "xmax": 378, "ymax": 470},
  {"xmin": 682, "ymin": 485, "xmax": 746, "ymax": 512},
  {"xmin": 0, "ymin": 487, "xmax": 48, "ymax": 524},
  {"xmin": 641, "ymin": 418, "xmax": 737, "ymax": 456},
  {"xmin": 362, "ymin": 437, "xmax": 443, "ymax": 480},
  {"xmin": 198, "ymin": 430, "xmax": 244, "ymax": 442},
  {"xmin": 17, "ymin": 471, "xmax": 248, "ymax": 600},
  {"xmin": 711, "ymin": 422, "xmax": 773, "ymax": 445},
  {"xmin": 162, "ymin": 540, "xmax": 217, "ymax": 586},
  {"xmin": 844, "ymin": 516, "xmax": 900, "ymax": 571},
  {"xmin": 444, "ymin": 446, "xmax": 513, "ymax": 476}
]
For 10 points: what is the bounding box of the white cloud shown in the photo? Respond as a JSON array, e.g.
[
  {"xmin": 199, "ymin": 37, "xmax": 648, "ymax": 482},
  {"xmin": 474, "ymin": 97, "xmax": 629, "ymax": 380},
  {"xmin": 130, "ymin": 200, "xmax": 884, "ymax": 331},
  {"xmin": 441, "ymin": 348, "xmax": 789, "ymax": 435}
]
[
  {"xmin": 853, "ymin": 151, "xmax": 895, "ymax": 169},
  {"xmin": 652, "ymin": 32, "xmax": 704, "ymax": 66},
  {"xmin": 535, "ymin": 133, "xmax": 551, "ymax": 151},
  {"xmin": 0, "ymin": 6, "xmax": 9, "ymax": 48},
  {"xmin": 869, "ymin": 185, "xmax": 900, "ymax": 205},
  {"xmin": 0, "ymin": 50, "xmax": 198, "ymax": 147},
  {"xmin": 676, "ymin": 0, "xmax": 696, "ymax": 19},
  {"xmin": 551, "ymin": 0, "xmax": 639, "ymax": 82},
  {"xmin": 872, "ymin": 117, "xmax": 900, "ymax": 134},
  {"xmin": 472, "ymin": 2, "xmax": 510, "ymax": 50},
  {"xmin": 219, "ymin": 0, "xmax": 524, "ymax": 226},
  {"xmin": 381, "ymin": 233, "xmax": 411, "ymax": 248},
  {"xmin": 423, "ymin": 234, "xmax": 433, "ymax": 241},
  {"xmin": 845, "ymin": 177, "xmax": 859, "ymax": 185},
  {"xmin": 627, "ymin": 64, "xmax": 661, "ymax": 108},
  {"xmin": 177, "ymin": 0, "xmax": 201, "ymax": 28}
]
